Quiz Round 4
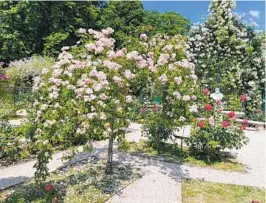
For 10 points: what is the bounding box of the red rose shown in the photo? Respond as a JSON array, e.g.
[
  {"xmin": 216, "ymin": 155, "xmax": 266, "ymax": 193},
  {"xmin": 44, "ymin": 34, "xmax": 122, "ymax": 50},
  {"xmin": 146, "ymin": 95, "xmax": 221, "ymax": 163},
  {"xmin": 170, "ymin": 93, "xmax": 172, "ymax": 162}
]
[
  {"xmin": 241, "ymin": 125, "xmax": 246, "ymax": 130},
  {"xmin": 204, "ymin": 104, "xmax": 213, "ymax": 111},
  {"xmin": 45, "ymin": 184, "xmax": 54, "ymax": 192},
  {"xmin": 203, "ymin": 89, "xmax": 210, "ymax": 95},
  {"xmin": 153, "ymin": 105, "xmax": 157, "ymax": 112},
  {"xmin": 243, "ymin": 119, "xmax": 248, "ymax": 125},
  {"xmin": 198, "ymin": 120, "xmax": 204, "ymax": 128},
  {"xmin": 227, "ymin": 111, "xmax": 235, "ymax": 119},
  {"xmin": 240, "ymin": 95, "xmax": 247, "ymax": 102},
  {"xmin": 222, "ymin": 121, "xmax": 230, "ymax": 128}
]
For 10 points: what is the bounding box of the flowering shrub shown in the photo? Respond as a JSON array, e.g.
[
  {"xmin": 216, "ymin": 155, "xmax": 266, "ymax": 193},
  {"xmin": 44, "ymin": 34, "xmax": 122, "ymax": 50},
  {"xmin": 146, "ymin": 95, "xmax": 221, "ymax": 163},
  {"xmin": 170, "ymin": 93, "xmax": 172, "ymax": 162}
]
[
  {"xmin": 6, "ymin": 56, "xmax": 55, "ymax": 86},
  {"xmin": 187, "ymin": 89, "xmax": 249, "ymax": 161},
  {"xmin": 126, "ymin": 34, "xmax": 199, "ymax": 146}
]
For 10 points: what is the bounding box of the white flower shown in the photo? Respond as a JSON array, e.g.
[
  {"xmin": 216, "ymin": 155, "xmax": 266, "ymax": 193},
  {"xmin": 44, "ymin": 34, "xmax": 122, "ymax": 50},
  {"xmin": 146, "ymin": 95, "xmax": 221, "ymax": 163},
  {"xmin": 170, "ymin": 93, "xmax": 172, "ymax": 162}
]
[
  {"xmin": 126, "ymin": 95, "xmax": 133, "ymax": 103},
  {"xmin": 182, "ymin": 95, "xmax": 190, "ymax": 101},
  {"xmin": 189, "ymin": 105, "xmax": 198, "ymax": 113},
  {"xmin": 173, "ymin": 91, "xmax": 181, "ymax": 99},
  {"xmin": 179, "ymin": 116, "xmax": 186, "ymax": 122}
]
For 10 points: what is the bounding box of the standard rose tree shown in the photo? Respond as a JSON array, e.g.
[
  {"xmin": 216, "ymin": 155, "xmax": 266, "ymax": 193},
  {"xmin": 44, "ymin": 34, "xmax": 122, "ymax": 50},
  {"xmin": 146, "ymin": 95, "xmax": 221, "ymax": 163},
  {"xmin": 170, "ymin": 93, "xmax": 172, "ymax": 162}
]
[{"xmin": 30, "ymin": 28, "xmax": 199, "ymax": 180}]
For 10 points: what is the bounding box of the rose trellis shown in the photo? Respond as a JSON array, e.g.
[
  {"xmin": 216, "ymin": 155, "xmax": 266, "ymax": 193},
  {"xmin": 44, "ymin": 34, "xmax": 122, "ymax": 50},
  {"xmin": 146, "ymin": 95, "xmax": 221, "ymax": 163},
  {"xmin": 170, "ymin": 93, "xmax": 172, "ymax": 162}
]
[{"xmin": 31, "ymin": 28, "xmax": 198, "ymax": 180}]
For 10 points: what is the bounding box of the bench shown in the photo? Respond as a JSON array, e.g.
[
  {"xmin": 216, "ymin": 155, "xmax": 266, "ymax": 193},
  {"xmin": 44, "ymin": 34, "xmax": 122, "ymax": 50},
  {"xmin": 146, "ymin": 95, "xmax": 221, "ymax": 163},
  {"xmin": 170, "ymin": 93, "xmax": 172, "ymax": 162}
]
[
  {"xmin": 172, "ymin": 127, "xmax": 190, "ymax": 151},
  {"xmin": 235, "ymin": 119, "xmax": 265, "ymax": 131}
]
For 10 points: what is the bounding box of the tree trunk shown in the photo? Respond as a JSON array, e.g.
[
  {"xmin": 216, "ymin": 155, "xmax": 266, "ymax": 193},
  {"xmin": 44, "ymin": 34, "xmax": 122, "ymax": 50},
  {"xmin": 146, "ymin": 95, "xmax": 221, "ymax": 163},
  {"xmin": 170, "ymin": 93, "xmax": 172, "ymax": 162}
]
[{"xmin": 106, "ymin": 136, "xmax": 114, "ymax": 174}]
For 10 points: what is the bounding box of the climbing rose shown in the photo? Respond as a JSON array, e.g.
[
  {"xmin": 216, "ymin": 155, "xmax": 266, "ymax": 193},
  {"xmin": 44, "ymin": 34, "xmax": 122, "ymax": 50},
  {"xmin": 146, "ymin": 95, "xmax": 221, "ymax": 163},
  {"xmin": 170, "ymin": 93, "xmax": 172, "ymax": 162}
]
[
  {"xmin": 222, "ymin": 121, "xmax": 230, "ymax": 128},
  {"xmin": 198, "ymin": 120, "xmax": 204, "ymax": 128},
  {"xmin": 243, "ymin": 119, "xmax": 248, "ymax": 125},
  {"xmin": 204, "ymin": 104, "xmax": 213, "ymax": 111},
  {"xmin": 240, "ymin": 95, "xmax": 247, "ymax": 102},
  {"xmin": 203, "ymin": 89, "xmax": 210, "ymax": 95},
  {"xmin": 45, "ymin": 184, "xmax": 54, "ymax": 192},
  {"xmin": 227, "ymin": 111, "xmax": 235, "ymax": 119},
  {"xmin": 241, "ymin": 125, "xmax": 246, "ymax": 130}
]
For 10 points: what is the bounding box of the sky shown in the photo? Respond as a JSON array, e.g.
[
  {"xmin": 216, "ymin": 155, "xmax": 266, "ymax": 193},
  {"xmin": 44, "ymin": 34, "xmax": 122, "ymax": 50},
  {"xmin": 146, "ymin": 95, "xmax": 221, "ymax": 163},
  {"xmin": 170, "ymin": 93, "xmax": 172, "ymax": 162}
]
[{"xmin": 143, "ymin": 1, "xmax": 265, "ymax": 31}]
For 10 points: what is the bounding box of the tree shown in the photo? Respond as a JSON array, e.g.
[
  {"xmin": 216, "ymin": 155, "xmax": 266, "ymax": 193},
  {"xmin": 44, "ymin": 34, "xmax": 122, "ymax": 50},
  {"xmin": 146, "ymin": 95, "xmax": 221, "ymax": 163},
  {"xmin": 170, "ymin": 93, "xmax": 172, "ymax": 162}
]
[
  {"xmin": 0, "ymin": 1, "xmax": 103, "ymax": 61},
  {"xmin": 141, "ymin": 11, "xmax": 190, "ymax": 36},
  {"xmin": 186, "ymin": 0, "xmax": 265, "ymax": 114}
]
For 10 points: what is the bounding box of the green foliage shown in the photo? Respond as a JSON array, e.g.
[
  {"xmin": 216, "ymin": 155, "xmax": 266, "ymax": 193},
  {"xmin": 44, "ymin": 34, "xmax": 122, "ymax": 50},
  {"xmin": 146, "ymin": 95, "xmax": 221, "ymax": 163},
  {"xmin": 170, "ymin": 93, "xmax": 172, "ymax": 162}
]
[
  {"xmin": 142, "ymin": 113, "xmax": 176, "ymax": 147},
  {"xmin": 0, "ymin": 1, "xmax": 102, "ymax": 60},
  {"xmin": 188, "ymin": 126, "xmax": 248, "ymax": 160},
  {"xmin": 0, "ymin": 1, "xmax": 190, "ymax": 61}
]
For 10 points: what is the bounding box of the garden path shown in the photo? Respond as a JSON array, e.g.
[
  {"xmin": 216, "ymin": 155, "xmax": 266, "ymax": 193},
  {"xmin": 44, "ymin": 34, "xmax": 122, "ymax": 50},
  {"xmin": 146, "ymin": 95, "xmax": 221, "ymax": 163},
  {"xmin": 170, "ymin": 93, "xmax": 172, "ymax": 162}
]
[{"xmin": 0, "ymin": 123, "xmax": 265, "ymax": 202}]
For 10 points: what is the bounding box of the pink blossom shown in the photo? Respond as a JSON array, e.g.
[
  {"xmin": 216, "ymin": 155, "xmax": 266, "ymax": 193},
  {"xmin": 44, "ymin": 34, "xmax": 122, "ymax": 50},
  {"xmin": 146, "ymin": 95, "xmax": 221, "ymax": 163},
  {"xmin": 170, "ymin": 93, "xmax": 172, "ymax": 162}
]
[
  {"xmin": 103, "ymin": 60, "xmax": 122, "ymax": 70},
  {"xmin": 157, "ymin": 54, "xmax": 170, "ymax": 65},
  {"xmin": 136, "ymin": 60, "xmax": 147, "ymax": 68},
  {"xmin": 158, "ymin": 74, "xmax": 168, "ymax": 84},
  {"xmin": 99, "ymin": 93, "xmax": 108, "ymax": 100},
  {"xmin": 191, "ymin": 95, "xmax": 197, "ymax": 100},
  {"xmin": 162, "ymin": 44, "xmax": 174, "ymax": 52},
  {"xmin": 85, "ymin": 43, "xmax": 96, "ymax": 51},
  {"xmin": 95, "ymin": 46, "xmax": 104, "ymax": 54},
  {"xmin": 101, "ymin": 27, "xmax": 114, "ymax": 36},
  {"xmin": 174, "ymin": 76, "xmax": 182, "ymax": 85},
  {"xmin": 140, "ymin": 33, "xmax": 148, "ymax": 41},
  {"xmin": 125, "ymin": 70, "xmax": 135, "ymax": 80}
]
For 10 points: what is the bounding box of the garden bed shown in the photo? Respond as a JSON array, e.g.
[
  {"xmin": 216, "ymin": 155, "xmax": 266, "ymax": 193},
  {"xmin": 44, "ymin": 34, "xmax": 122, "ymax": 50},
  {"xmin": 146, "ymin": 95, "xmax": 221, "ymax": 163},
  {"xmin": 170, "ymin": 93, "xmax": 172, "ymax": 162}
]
[
  {"xmin": 182, "ymin": 179, "xmax": 265, "ymax": 203},
  {"xmin": 118, "ymin": 140, "xmax": 246, "ymax": 172},
  {"xmin": 0, "ymin": 159, "xmax": 143, "ymax": 203}
]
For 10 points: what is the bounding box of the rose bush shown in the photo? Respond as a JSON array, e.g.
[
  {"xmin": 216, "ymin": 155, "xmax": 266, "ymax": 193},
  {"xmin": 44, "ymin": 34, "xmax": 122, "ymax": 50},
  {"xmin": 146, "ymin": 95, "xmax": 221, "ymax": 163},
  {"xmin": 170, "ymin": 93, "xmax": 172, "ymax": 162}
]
[
  {"xmin": 126, "ymin": 34, "xmax": 199, "ymax": 147},
  {"xmin": 187, "ymin": 89, "xmax": 249, "ymax": 161}
]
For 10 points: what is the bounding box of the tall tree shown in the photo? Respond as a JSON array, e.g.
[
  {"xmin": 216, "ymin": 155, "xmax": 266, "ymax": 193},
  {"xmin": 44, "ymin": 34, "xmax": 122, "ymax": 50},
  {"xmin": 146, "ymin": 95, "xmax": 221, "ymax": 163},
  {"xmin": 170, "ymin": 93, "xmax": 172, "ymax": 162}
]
[{"xmin": 0, "ymin": 1, "xmax": 103, "ymax": 61}]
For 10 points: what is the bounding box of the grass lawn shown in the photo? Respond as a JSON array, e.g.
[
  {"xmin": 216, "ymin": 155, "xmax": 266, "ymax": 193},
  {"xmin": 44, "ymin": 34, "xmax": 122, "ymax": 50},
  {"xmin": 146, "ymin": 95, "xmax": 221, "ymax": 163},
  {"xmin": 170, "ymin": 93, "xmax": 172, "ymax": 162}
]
[
  {"xmin": 182, "ymin": 179, "xmax": 265, "ymax": 203},
  {"xmin": 118, "ymin": 139, "xmax": 246, "ymax": 172},
  {"xmin": 0, "ymin": 159, "xmax": 142, "ymax": 203}
]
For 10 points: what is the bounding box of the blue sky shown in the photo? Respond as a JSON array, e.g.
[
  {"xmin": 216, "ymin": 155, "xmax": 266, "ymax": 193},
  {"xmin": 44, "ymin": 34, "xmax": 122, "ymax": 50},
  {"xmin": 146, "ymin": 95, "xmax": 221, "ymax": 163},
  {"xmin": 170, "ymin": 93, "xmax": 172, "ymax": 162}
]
[{"xmin": 143, "ymin": 1, "xmax": 265, "ymax": 31}]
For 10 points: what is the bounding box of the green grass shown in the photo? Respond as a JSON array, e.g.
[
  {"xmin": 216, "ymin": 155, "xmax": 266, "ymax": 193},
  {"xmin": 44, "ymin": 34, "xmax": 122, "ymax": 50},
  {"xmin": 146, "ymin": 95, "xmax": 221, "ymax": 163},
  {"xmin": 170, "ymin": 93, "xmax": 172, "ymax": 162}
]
[
  {"xmin": 118, "ymin": 139, "xmax": 246, "ymax": 172},
  {"xmin": 0, "ymin": 159, "xmax": 142, "ymax": 203},
  {"xmin": 182, "ymin": 179, "xmax": 265, "ymax": 203}
]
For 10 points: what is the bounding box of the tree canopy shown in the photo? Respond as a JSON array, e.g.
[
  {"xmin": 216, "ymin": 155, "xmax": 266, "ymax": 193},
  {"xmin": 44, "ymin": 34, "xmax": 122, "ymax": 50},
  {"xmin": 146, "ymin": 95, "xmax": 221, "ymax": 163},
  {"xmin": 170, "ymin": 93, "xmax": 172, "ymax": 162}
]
[{"xmin": 0, "ymin": 0, "xmax": 190, "ymax": 61}]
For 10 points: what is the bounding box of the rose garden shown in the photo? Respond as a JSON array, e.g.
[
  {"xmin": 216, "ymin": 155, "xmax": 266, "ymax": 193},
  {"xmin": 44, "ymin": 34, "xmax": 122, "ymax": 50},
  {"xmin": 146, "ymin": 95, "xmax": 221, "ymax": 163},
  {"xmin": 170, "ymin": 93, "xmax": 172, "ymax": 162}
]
[{"xmin": 0, "ymin": 0, "xmax": 265, "ymax": 203}]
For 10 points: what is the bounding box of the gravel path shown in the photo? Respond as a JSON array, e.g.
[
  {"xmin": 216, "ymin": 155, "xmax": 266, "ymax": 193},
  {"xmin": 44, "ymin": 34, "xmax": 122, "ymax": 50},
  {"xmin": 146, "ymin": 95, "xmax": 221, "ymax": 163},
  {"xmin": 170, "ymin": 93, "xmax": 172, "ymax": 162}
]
[{"xmin": 0, "ymin": 123, "xmax": 265, "ymax": 203}]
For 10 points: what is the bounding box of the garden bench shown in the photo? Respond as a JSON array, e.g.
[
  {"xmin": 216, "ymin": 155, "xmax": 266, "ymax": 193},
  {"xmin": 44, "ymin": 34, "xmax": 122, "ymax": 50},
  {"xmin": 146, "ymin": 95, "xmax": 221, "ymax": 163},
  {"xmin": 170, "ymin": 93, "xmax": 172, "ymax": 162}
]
[
  {"xmin": 172, "ymin": 127, "xmax": 190, "ymax": 152},
  {"xmin": 235, "ymin": 119, "xmax": 265, "ymax": 131}
]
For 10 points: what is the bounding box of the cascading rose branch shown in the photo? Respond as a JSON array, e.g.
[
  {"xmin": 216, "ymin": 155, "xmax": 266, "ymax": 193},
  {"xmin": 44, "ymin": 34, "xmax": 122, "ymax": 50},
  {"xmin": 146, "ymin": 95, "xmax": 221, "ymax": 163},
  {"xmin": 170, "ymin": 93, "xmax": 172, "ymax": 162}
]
[{"xmin": 31, "ymin": 28, "xmax": 198, "ymax": 180}]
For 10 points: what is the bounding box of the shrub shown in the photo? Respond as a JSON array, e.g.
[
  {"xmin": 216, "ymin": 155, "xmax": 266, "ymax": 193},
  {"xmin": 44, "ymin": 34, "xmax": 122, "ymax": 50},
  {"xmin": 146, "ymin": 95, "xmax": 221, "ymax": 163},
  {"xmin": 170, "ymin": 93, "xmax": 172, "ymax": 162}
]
[
  {"xmin": 187, "ymin": 89, "xmax": 249, "ymax": 161},
  {"xmin": 6, "ymin": 56, "xmax": 55, "ymax": 86}
]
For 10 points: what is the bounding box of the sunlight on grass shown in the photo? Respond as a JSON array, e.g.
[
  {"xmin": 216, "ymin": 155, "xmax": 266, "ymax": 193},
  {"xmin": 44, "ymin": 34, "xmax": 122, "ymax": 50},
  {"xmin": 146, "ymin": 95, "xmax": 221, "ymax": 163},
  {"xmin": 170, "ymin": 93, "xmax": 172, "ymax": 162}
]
[
  {"xmin": 118, "ymin": 139, "xmax": 246, "ymax": 172},
  {"xmin": 182, "ymin": 179, "xmax": 265, "ymax": 203},
  {"xmin": 0, "ymin": 159, "xmax": 142, "ymax": 203}
]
